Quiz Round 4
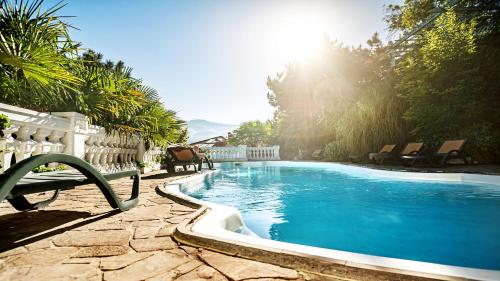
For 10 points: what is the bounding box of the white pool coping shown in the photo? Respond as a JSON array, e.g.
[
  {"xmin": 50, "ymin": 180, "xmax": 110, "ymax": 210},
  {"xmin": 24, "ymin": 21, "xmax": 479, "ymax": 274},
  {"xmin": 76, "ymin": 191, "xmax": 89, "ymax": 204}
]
[{"xmin": 163, "ymin": 162, "xmax": 500, "ymax": 281}]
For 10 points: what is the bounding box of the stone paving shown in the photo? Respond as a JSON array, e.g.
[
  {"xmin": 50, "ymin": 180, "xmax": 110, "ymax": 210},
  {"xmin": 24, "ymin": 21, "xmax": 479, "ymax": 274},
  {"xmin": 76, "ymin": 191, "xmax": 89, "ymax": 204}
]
[{"xmin": 0, "ymin": 170, "xmax": 314, "ymax": 281}]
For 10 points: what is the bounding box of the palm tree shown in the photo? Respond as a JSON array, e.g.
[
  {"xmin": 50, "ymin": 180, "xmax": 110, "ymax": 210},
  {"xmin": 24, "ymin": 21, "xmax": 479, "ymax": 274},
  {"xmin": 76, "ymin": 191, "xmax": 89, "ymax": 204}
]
[
  {"xmin": 0, "ymin": 0, "xmax": 186, "ymax": 147},
  {"xmin": 0, "ymin": 0, "xmax": 81, "ymax": 109}
]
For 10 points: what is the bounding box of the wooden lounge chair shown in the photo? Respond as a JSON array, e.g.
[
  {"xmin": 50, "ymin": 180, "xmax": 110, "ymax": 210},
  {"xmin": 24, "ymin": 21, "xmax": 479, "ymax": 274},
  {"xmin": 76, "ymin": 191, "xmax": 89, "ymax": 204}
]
[
  {"xmin": 369, "ymin": 144, "xmax": 397, "ymax": 165},
  {"xmin": 401, "ymin": 139, "xmax": 469, "ymax": 167},
  {"xmin": 192, "ymin": 146, "xmax": 214, "ymax": 170},
  {"xmin": 311, "ymin": 149, "xmax": 323, "ymax": 160},
  {"xmin": 399, "ymin": 142, "xmax": 424, "ymax": 166},
  {"xmin": 0, "ymin": 154, "xmax": 140, "ymax": 212},
  {"xmin": 166, "ymin": 146, "xmax": 213, "ymax": 173}
]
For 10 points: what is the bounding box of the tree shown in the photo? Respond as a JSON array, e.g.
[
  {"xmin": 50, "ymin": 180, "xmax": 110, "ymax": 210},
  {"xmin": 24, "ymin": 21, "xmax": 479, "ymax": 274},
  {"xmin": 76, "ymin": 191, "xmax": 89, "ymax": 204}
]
[
  {"xmin": 390, "ymin": 2, "xmax": 500, "ymax": 162},
  {"xmin": 267, "ymin": 36, "xmax": 407, "ymax": 160},
  {"xmin": 0, "ymin": 0, "xmax": 185, "ymax": 148},
  {"xmin": 229, "ymin": 120, "xmax": 273, "ymax": 147},
  {"xmin": 0, "ymin": 0, "xmax": 81, "ymax": 109}
]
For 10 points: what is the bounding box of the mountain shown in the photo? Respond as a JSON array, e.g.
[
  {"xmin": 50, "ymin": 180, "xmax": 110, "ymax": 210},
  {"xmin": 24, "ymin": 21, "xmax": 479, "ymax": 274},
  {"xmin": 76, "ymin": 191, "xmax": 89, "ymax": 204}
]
[{"xmin": 187, "ymin": 119, "xmax": 239, "ymax": 143}]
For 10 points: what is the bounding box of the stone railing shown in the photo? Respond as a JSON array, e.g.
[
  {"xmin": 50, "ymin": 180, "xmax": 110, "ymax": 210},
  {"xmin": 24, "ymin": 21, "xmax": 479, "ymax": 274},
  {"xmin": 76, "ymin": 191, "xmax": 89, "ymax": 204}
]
[
  {"xmin": 0, "ymin": 103, "xmax": 163, "ymax": 173},
  {"xmin": 247, "ymin": 145, "xmax": 280, "ymax": 161},
  {"xmin": 205, "ymin": 145, "xmax": 248, "ymax": 162},
  {"xmin": 204, "ymin": 145, "xmax": 280, "ymax": 162},
  {"xmin": 143, "ymin": 146, "xmax": 163, "ymax": 171}
]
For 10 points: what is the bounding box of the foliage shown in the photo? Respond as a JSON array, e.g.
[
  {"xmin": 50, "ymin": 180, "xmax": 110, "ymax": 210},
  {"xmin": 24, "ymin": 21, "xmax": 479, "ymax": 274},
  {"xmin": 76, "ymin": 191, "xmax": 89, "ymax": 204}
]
[
  {"xmin": 391, "ymin": 2, "xmax": 500, "ymax": 162},
  {"xmin": 64, "ymin": 52, "xmax": 186, "ymax": 146},
  {"xmin": 267, "ymin": 35, "xmax": 408, "ymax": 160},
  {"xmin": 0, "ymin": 0, "xmax": 185, "ymax": 147},
  {"xmin": 228, "ymin": 120, "xmax": 273, "ymax": 147},
  {"xmin": 266, "ymin": 1, "xmax": 500, "ymax": 163},
  {"xmin": 0, "ymin": 0, "xmax": 81, "ymax": 109},
  {"xmin": 32, "ymin": 164, "xmax": 67, "ymax": 173},
  {"xmin": 0, "ymin": 113, "xmax": 10, "ymax": 131},
  {"xmin": 323, "ymin": 140, "xmax": 348, "ymax": 161}
]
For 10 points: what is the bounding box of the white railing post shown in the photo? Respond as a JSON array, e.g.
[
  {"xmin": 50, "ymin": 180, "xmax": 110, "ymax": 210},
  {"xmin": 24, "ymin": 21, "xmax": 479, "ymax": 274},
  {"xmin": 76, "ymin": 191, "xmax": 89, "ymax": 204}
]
[
  {"xmin": 273, "ymin": 145, "xmax": 280, "ymax": 160},
  {"xmin": 238, "ymin": 145, "xmax": 247, "ymax": 161},
  {"xmin": 51, "ymin": 112, "xmax": 89, "ymax": 158},
  {"xmin": 0, "ymin": 125, "xmax": 17, "ymax": 171}
]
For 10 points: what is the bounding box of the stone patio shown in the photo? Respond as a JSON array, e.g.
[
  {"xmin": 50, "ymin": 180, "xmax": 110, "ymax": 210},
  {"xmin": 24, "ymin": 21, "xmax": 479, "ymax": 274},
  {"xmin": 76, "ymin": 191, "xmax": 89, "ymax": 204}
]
[{"xmin": 0, "ymin": 170, "xmax": 315, "ymax": 281}]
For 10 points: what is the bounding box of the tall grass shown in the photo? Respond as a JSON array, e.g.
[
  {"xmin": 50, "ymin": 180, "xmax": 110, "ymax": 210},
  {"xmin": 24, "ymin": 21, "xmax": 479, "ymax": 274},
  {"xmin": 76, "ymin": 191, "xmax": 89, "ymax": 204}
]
[{"xmin": 324, "ymin": 89, "xmax": 407, "ymax": 161}]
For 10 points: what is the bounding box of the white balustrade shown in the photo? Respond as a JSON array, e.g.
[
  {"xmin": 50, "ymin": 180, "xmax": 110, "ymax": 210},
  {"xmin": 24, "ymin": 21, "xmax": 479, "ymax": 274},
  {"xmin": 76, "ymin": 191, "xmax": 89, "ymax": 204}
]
[
  {"xmin": 205, "ymin": 145, "xmax": 280, "ymax": 162},
  {"xmin": 246, "ymin": 145, "xmax": 280, "ymax": 161},
  {"xmin": 143, "ymin": 145, "xmax": 163, "ymax": 171},
  {"xmin": 0, "ymin": 102, "xmax": 163, "ymax": 173}
]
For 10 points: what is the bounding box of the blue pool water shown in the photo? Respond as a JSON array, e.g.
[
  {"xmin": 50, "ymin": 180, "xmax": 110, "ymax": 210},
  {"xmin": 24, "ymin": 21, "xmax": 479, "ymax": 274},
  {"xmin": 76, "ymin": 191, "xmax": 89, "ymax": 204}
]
[{"xmin": 182, "ymin": 162, "xmax": 500, "ymax": 270}]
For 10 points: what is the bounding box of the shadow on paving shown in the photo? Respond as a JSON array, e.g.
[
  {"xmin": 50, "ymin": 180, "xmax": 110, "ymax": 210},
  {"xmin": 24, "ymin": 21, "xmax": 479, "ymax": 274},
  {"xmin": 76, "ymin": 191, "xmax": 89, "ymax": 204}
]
[
  {"xmin": 0, "ymin": 209, "xmax": 120, "ymax": 252},
  {"xmin": 141, "ymin": 170, "xmax": 197, "ymax": 180}
]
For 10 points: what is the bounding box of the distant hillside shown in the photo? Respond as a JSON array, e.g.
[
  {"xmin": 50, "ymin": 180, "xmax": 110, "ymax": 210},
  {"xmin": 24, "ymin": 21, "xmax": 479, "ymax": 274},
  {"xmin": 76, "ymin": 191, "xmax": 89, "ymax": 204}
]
[{"xmin": 187, "ymin": 119, "xmax": 239, "ymax": 143}]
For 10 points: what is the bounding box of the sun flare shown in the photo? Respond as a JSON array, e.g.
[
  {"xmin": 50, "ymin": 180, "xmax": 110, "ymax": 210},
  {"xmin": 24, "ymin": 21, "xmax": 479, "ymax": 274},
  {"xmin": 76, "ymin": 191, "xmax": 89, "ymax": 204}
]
[{"xmin": 274, "ymin": 12, "xmax": 327, "ymax": 61}]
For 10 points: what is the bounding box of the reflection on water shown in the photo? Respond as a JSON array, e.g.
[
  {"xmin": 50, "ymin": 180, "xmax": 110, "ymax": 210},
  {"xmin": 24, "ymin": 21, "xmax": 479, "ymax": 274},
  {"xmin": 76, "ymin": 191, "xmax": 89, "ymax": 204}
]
[
  {"xmin": 188, "ymin": 163, "xmax": 286, "ymax": 237},
  {"xmin": 183, "ymin": 161, "xmax": 500, "ymax": 270}
]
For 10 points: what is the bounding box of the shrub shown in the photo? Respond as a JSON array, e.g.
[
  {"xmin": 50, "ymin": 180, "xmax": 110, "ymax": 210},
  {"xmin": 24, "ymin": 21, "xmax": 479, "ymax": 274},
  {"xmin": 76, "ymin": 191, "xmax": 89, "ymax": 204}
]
[
  {"xmin": 323, "ymin": 140, "xmax": 348, "ymax": 161},
  {"xmin": 0, "ymin": 114, "xmax": 11, "ymax": 132},
  {"xmin": 32, "ymin": 164, "xmax": 67, "ymax": 173}
]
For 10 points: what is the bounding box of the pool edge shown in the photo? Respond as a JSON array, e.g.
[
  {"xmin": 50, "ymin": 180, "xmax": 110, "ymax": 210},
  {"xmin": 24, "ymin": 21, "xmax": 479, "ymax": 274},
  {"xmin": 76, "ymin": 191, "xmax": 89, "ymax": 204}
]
[{"xmin": 157, "ymin": 167, "xmax": 500, "ymax": 281}]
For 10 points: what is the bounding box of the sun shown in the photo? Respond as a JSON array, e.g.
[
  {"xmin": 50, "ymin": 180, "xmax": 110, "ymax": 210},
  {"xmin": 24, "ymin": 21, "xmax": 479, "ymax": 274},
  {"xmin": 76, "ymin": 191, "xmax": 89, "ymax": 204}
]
[{"xmin": 274, "ymin": 12, "xmax": 327, "ymax": 61}]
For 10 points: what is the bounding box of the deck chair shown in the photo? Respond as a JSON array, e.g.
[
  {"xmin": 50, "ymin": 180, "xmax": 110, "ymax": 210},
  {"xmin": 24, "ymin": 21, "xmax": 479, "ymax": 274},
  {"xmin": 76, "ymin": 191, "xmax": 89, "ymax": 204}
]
[
  {"xmin": 399, "ymin": 142, "xmax": 424, "ymax": 166},
  {"xmin": 369, "ymin": 144, "xmax": 397, "ymax": 165},
  {"xmin": 401, "ymin": 139, "xmax": 469, "ymax": 167},
  {"xmin": 192, "ymin": 146, "xmax": 214, "ymax": 170},
  {"xmin": 0, "ymin": 154, "xmax": 140, "ymax": 212},
  {"xmin": 311, "ymin": 149, "xmax": 323, "ymax": 160},
  {"xmin": 166, "ymin": 146, "xmax": 211, "ymax": 173},
  {"xmin": 434, "ymin": 139, "xmax": 469, "ymax": 166}
]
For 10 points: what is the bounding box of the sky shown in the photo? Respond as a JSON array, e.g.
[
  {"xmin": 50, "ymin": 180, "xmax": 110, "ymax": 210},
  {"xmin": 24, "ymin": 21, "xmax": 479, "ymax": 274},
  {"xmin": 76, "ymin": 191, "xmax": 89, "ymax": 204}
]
[{"xmin": 49, "ymin": 0, "xmax": 399, "ymax": 124}]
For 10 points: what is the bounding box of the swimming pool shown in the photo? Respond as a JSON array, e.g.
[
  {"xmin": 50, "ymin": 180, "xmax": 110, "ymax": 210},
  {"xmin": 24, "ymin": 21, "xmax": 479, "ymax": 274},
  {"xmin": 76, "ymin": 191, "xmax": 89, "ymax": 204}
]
[{"xmin": 180, "ymin": 161, "xmax": 500, "ymax": 271}]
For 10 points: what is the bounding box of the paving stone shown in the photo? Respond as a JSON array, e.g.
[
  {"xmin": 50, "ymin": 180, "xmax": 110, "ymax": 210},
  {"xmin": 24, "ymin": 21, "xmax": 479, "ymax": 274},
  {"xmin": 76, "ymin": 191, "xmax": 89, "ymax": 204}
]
[
  {"xmin": 156, "ymin": 223, "xmax": 176, "ymax": 237},
  {"xmin": 171, "ymin": 204, "xmax": 195, "ymax": 212},
  {"xmin": 129, "ymin": 237, "xmax": 177, "ymax": 252},
  {"xmin": 134, "ymin": 226, "xmax": 159, "ymax": 239},
  {"xmin": 24, "ymin": 239, "xmax": 51, "ymax": 251},
  {"xmin": 0, "ymin": 170, "xmax": 313, "ymax": 281},
  {"xmin": 166, "ymin": 247, "xmax": 191, "ymax": 257},
  {"xmin": 0, "ymin": 260, "xmax": 8, "ymax": 273},
  {"xmin": 146, "ymin": 272, "xmax": 178, "ymax": 281},
  {"xmin": 244, "ymin": 279, "xmax": 303, "ymax": 281},
  {"xmin": 121, "ymin": 205, "xmax": 172, "ymax": 222},
  {"xmin": 175, "ymin": 265, "xmax": 228, "ymax": 281},
  {"xmin": 100, "ymin": 252, "xmax": 153, "ymax": 270},
  {"xmin": 197, "ymin": 265, "xmax": 218, "ymax": 278},
  {"xmin": 148, "ymin": 197, "xmax": 174, "ymax": 205},
  {"xmin": 0, "ymin": 267, "xmax": 31, "ymax": 281},
  {"xmin": 199, "ymin": 250, "xmax": 299, "ymax": 281},
  {"xmin": 130, "ymin": 219, "xmax": 164, "ymax": 227},
  {"xmin": 63, "ymin": 257, "xmax": 100, "ymax": 265},
  {"xmin": 53, "ymin": 230, "xmax": 130, "ymax": 247},
  {"xmin": 87, "ymin": 223, "xmax": 126, "ymax": 231},
  {"xmin": 166, "ymin": 214, "xmax": 194, "ymax": 224},
  {"xmin": 179, "ymin": 245, "xmax": 198, "ymax": 256},
  {"xmin": 0, "ymin": 247, "xmax": 27, "ymax": 258},
  {"xmin": 0, "ymin": 264, "xmax": 101, "ymax": 281},
  {"xmin": 172, "ymin": 259, "xmax": 203, "ymax": 275},
  {"xmin": 103, "ymin": 251, "xmax": 190, "ymax": 281},
  {"xmin": 73, "ymin": 245, "xmax": 129, "ymax": 257},
  {"xmin": 5, "ymin": 247, "xmax": 78, "ymax": 267}
]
